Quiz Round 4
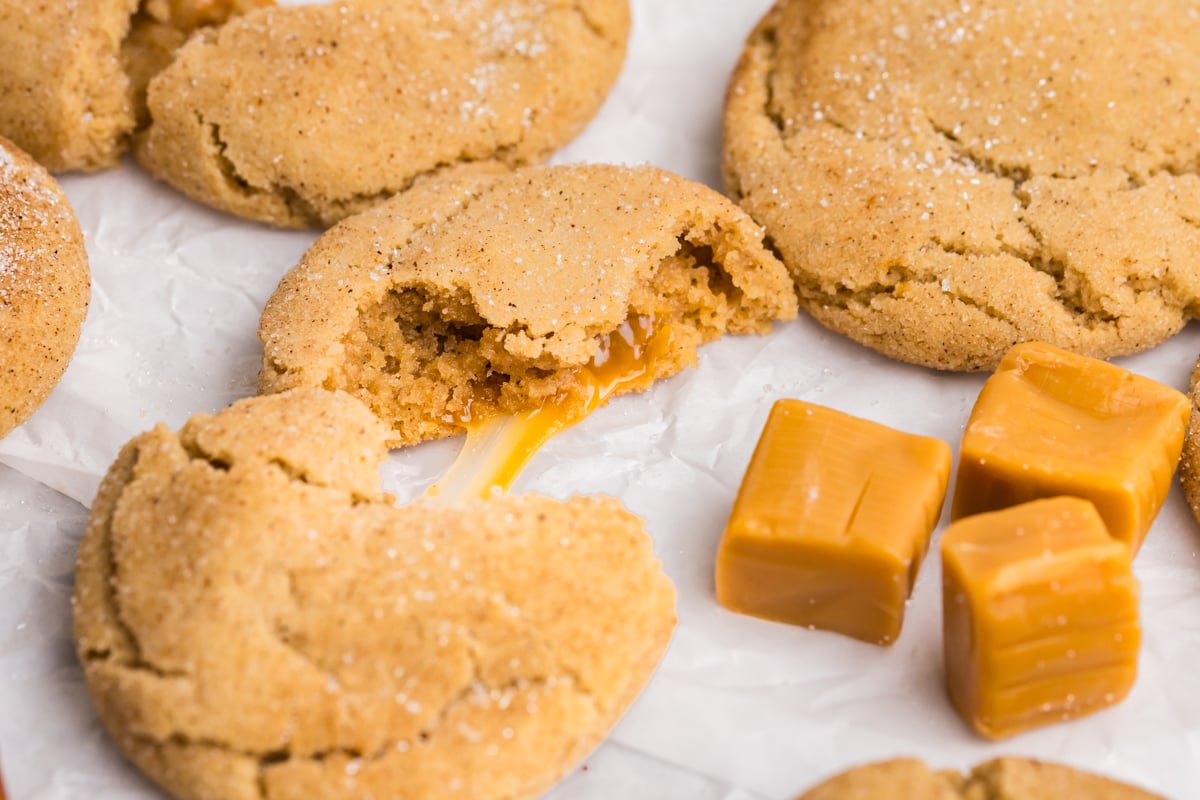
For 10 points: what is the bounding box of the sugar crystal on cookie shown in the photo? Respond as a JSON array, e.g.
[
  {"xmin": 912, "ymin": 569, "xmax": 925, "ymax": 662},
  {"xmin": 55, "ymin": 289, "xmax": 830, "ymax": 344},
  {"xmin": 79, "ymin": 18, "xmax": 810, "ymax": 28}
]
[
  {"xmin": 724, "ymin": 0, "xmax": 1200, "ymax": 369},
  {"xmin": 0, "ymin": 136, "xmax": 90, "ymax": 439},
  {"xmin": 259, "ymin": 163, "xmax": 797, "ymax": 450}
]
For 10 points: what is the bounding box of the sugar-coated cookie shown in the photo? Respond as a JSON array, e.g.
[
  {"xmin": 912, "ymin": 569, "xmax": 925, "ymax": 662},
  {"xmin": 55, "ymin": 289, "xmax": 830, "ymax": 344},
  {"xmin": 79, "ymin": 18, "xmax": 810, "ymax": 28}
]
[
  {"xmin": 135, "ymin": 0, "xmax": 631, "ymax": 227},
  {"xmin": 724, "ymin": 0, "xmax": 1200, "ymax": 370},
  {"xmin": 0, "ymin": 0, "xmax": 267, "ymax": 171},
  {"xmin": 1176, "ymin": 356, "xmax": 1200, "ymax": 528},
  {"xmin": 74, "ymin": 389, "xmax": 676, "ymax": 800},
  {"xmin": 795, "ymin": 757, "xmax": 1164, "ymax": 800},
  {"xmin": 0, "ymin": 135, "xmax": 89, "ymax": 438},
  {"xmin": 257, "ymin": 163, "xmax": 798, "ymax": 445},
  {"xmin": 124, "ymin": 0, "xmax": 275, "ymax": 128}
]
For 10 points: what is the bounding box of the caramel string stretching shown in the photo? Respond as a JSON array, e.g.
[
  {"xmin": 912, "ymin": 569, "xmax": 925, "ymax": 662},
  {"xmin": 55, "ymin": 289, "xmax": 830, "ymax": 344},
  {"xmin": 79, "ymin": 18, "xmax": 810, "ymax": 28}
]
[{"xmin": 426, "ymin": 315, "xmax": 673, "ymax": 502}]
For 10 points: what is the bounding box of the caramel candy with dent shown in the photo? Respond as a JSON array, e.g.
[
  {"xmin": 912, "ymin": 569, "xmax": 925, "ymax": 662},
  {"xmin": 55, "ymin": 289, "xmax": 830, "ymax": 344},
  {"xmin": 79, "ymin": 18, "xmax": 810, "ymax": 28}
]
[
  {"xmin": 715, "ymin": 399, "xmax": 951, "ymax": 645},
  {"xmin": 942, "ymin": 497, "xmax": 1140, "ymax": 740},
  {"xmin": 952, "ymin": 341, "xmax": 1189, "ymax": 553}
]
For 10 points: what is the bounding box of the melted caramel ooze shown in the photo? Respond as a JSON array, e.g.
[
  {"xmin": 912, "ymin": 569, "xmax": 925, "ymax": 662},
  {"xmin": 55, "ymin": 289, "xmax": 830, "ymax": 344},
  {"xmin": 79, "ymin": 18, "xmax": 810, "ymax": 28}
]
[{"xmin": 428, "ymin": 314, "xmax": 674, "ymax": 501}]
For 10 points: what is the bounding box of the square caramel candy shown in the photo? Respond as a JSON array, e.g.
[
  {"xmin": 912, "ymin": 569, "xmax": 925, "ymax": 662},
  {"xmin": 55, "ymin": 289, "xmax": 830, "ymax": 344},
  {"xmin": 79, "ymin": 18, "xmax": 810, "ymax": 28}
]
[
  {"xmin": 952, "ymin": 341, "xmax": 1190, "ymax": 553},
  {"xmin": 942, "ymin": 497, "xmax": 1140, "ymax": 740},
  {"xmin": 715, "ymin": 399, "xmax": 951, "ymax": 645}
]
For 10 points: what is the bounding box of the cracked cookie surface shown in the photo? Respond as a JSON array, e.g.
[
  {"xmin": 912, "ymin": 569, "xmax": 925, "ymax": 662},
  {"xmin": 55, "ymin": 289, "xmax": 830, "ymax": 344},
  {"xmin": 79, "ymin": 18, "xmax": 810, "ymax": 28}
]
[
  {"xmin": 795, "ymin": 757, "xmax": 1164, "ymax": 800},
  {"xmin": 0, "ymin": 135, "xmax": 89, "ymax": 439},
  {"xmin": 258, "ymin": 162, "xmax": 797, "ymax": 446},
  {"xmin": 0, "ymin": 0, "xmax": 267, "ymax": 171},
  {"xmin": 134, "ymin": 0, "xmax": 631, "ymax": 228},
  {"xmin": 723, "ymin": 0, "xmax": 1200, "ymax": 370},
  {"xmin": 73, "ymin": 388, "xmax": 677, "ymax": 800}
]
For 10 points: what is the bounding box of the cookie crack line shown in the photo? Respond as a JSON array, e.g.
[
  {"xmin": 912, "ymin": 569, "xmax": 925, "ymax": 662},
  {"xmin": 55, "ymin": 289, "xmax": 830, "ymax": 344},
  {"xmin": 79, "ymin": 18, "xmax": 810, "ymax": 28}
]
[
  {"xmin": 256, "ymin": 579, "xmax": 600, "ymax": 780},
  {"xmin": 749, "ymin": 15, "xmax": 1199, "ymax": 191},
  {"xmin": 87, "ymin": 445, "xmax": 189, "ymax": 682},
  {"xmin": 476, "ymin": 580, "xmax": 600, "ymax": 707},
  {"xmin": 744, "ymin": 35, "xmax": 1173, "ymax": 328},
  {"xmin": 122, "ymin": 671, "xmax": 594, "ymax": 798},
  {"xmin": 1016, "ymin": 219, "xmax": 1123, "ymax": 327},
  {"xmin": 568, "ymin": 0, "xmax": 620, "ymax": 46},
  {"xmin": 922, "ymin": 115, "xmax": 1030, "ymax": 190},
  {"xmin": 924, "ymin": 234, "xmax": 1029, "ymax": 263},
  {"xmin": 796, "ymin": 260, "xmax": 1026, "ymax": 332},
  {"xmin": 193, "ymin": 109, "xmax": 538, "ymax": 228},
  {"xmin": 195, "ymin": 113, "xmax": 327, "ymax": 227},
  {"xmin": 179, "ymin": 431, "xmax": 380, "ymax": 502},
  {"xmin": 811, "ymin": 102, "xmax": 1197, "ymax": 194},
  {"xmin": 803, "ymin": 99, "xmax": 1195, "ymax": 191},
  {"xmin": 272, "ymin": 571, "xmax": 341, "ymax": 688},
  {"xmin": 758, "ymin": 24, "xmax": 789, "ymax": 145}
]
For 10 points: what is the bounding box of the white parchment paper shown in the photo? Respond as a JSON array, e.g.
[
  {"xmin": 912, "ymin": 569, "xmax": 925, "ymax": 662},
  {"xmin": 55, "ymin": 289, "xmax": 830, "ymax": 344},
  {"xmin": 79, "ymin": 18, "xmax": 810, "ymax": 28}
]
[{"xmin": 3, "ymin": 1, "xmax": 1200, "ymax": 797}]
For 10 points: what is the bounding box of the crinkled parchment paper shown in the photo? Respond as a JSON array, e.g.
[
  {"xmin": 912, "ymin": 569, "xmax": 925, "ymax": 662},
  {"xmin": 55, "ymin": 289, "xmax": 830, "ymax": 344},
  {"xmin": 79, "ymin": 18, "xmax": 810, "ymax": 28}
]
[{"xmin": 2, "ymin": 1, "xmax": 1199, "ymax": 797}]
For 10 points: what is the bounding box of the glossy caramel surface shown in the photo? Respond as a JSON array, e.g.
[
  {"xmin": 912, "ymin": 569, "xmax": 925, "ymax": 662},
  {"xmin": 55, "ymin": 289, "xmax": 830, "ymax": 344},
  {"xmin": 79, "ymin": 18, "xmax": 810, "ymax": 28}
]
[
  {"xmin": 942, "ymin": 497, "xmax": 1140, "ymax": 740},
  {"xmin": 952, "ymin": 341, "xmax": 1190, "ymax": 553},
  {"xmin": 430, "ymin": 314, "xmax": 674, "ymax": 500},
  {"xmin": 716, "ymin": 399, "xmax": 951, "ymax": 645}
]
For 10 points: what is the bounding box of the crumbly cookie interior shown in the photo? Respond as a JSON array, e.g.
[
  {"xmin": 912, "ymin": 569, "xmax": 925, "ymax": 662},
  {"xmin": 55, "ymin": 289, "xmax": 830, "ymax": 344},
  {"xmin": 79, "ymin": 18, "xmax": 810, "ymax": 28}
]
[
  {"xmin": 258, "ymin": 162, "xmax": 797, "ymax": 444},
  {"xmin": 332, "ymin": 231, "xmax": 755, "ymax": 437}
]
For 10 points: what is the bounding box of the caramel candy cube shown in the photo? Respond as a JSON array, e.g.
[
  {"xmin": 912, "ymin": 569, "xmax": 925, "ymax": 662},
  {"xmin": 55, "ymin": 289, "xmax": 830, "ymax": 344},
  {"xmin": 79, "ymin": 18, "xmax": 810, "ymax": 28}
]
[
  {"xmin": 942, "ymin": 497, "xmax": 1140, "ymax": 740},
  {"xmin": 952, "ymin": 341, "xmax": 1190, "ymax": 553},
  {"xmin": 715, "ymin": 399, "xmax": 951, "ymax": 645}
]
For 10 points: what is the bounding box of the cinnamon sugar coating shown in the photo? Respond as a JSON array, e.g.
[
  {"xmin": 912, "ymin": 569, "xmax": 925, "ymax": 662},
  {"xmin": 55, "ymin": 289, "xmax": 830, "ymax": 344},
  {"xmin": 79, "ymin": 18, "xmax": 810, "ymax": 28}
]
[
  {"xmin": 74, "ymin": 389, "xmax": 677, "ymax": 800},
  {"xmin": 724, "ymin": 0, "xmax": 1200, "ymax": 370},
  {"xmin": 258, "ymin": 163, "xmax": 797, "ymax": 446}
]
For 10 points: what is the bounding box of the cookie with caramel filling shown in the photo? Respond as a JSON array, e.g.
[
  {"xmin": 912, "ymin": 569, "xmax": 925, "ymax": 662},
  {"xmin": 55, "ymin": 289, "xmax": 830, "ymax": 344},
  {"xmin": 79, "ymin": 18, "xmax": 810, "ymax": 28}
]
[{"xmin": 258, "ymin": 163, "xmax": 798, "ymax": 446}]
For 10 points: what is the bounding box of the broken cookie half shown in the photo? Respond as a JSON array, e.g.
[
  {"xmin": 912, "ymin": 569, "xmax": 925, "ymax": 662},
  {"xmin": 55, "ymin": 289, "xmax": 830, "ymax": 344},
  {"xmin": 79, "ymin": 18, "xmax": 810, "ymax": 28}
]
[
  {"xmin": 258, "ymin": 162, "xmax": 798, "ymax": 476},
  {"xmin": 74, "ymin": 389, "xmax": 677, "ymax": 800},
  {"xmin": 0, "ymin": 0, "xmax": 269, "ymax": 171}
]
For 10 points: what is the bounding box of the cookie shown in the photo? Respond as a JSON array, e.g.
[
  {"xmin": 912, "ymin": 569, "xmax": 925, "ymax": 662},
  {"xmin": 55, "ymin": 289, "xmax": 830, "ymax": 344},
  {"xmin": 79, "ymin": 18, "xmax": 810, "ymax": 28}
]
[
  {"xmin": 1176, "ymin": 357, "xmax": 1200, "ymax": 527},
  {"xmin": 0, "ymin": 135, "xmax": 90, "ymax": 439},
  {"xmin": 134, "ymin": 0, "xmax": 631, "ymax": 228},
  {"xmin": 73, "ymin": 388, "xmax": 677, "ymax": 800},
  {"xmin": 123, "ymin": 1, "xmax": 275, "ymax": 128},
  {"xmin": 0, "ymin": 0, "xmax": 267, "ymax": 172},
  {"xmin": 795, "ymin": 758, "xmax": 961, "ymax": 800},
  {"xmin": 795, "ymin": 757, "xmax": 1164, "ymax": 800},
  {"xmin": 723, "ymin": 0, "xmax": 1200, "ymax": 370},
  {"xmin": 257, "ymin": 163, "xmax": 798, "ymax": 446}
]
